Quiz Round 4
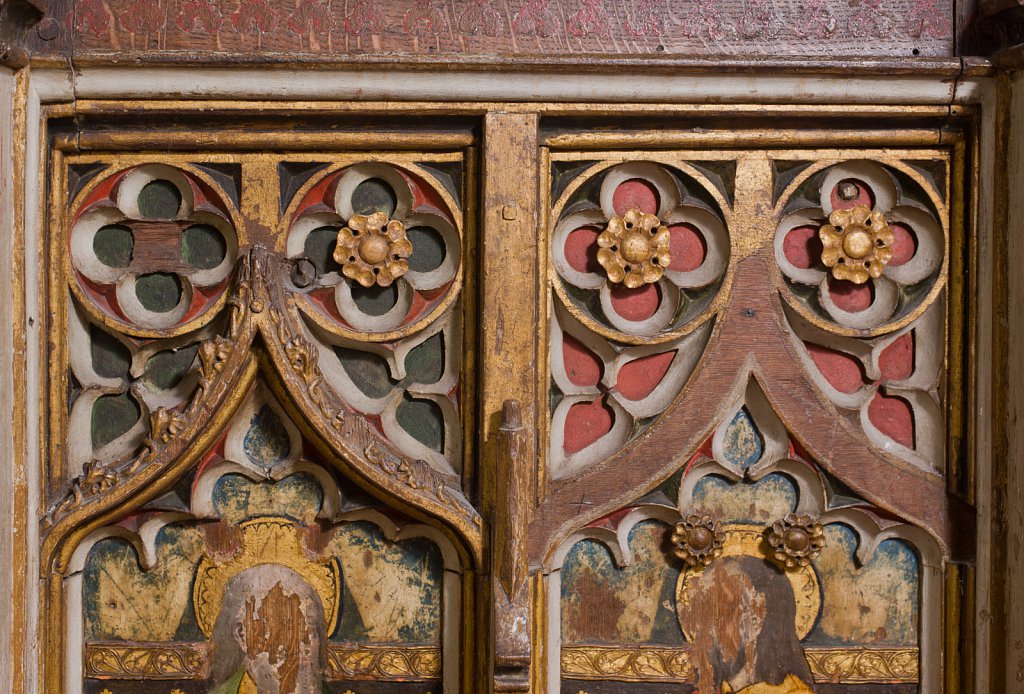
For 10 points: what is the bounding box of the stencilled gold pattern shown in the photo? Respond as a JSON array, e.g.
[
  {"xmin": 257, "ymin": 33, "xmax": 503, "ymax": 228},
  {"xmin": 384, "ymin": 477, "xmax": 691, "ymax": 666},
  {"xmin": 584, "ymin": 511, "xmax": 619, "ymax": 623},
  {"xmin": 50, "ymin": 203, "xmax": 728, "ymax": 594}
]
[
  {"xmin": 803, "ymin": 647, "xmax": 920, "ymax": 683},
  {"xmin": 327, "ymin": 644, "xmax": 442, "ymax": 680},
  {"xmin": 560, "ymin": 646, "xmax": 919, "ymax": 684},
  {"xmin": 85, "ymin": 643, "xmax": 205, "ymax": 679},
  {"xmin": 84, "ymin": 643, "xmax": 443, "ymax": 682},
  {"xmin": 561, "ymin": 646, "xmax": 696, "ymax": 682}
]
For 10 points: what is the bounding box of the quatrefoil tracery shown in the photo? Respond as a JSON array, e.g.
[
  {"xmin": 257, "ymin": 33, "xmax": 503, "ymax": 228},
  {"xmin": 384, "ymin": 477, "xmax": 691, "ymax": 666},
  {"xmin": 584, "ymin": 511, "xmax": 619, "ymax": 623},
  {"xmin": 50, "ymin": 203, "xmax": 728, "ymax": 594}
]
[
  {"xmin": 285, "ymin": 162, "xmax": 462, "ymax": 340},
  {"xmin": 775, "ymin": 160, "xmax": 946, "ymax": 334},
  {"xmin": 551, "ymin": 161, "xmax": 730, "ymax": 342},
  {"xmin": 69, "ymin": 164, "xmax": 240, "ymax": 336},
  {"xmin": 64, "ymin": 159, "xmax": 469, "ymax": 492}
]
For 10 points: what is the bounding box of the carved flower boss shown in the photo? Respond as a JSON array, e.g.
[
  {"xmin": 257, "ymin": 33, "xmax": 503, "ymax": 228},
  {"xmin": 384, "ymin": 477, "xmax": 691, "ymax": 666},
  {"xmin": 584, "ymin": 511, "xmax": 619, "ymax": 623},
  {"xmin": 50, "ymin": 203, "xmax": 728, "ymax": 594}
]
[
  {"xmin": 819, "ymin": 203, "xmax": 894, "ymax": 284},
  {"xmin": 552, "ymin": 162, "xmax": 728, "ymax": 336},
  {"xmin": 597, "ymin": 208, "xmax": 672, "ymax": 288},
  {"xmin": 775, "ymin": 160, "xmax": 944, "ymax": 330},
  {"xmin": 672, "ymin": 514, "xmax": 725, "ymax": 568},
  {"xmin": 768, "ymin": 513, "xmax": 825, "ymax": 569},
  {"xmin": 334, "ymin": 211, "xmax": 413, "ymax": 288}
]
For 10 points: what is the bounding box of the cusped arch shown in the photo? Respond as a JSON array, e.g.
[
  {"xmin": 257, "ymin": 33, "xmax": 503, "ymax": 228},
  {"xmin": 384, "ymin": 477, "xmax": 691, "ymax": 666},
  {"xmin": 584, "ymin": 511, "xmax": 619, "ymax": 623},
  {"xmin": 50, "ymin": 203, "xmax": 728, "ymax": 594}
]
[{"xmin": 533, "ymin": 255, "xmax": 971, "ymax": 567}]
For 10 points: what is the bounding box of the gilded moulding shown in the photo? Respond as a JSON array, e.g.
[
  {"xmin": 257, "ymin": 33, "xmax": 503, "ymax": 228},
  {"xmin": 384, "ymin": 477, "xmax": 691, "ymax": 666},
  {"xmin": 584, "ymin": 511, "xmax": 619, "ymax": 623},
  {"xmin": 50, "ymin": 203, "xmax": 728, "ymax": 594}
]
[
  {"xmin": 84, "ymin": 643, "xmax": 442, "ymax": 681},
  {"xmin": 560, "ymin": 646, "xmax": 920, "ymax": 684}
]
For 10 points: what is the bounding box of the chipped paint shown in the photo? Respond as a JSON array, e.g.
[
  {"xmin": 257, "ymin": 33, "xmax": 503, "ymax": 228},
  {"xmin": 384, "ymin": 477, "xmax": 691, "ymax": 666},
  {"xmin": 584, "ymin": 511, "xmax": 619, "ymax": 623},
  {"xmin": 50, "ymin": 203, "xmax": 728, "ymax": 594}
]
[
  {"xmin": 721, "ymin": 407, "xmax": 764, "ymax": 468},
  {"xmin": 212, "ymin": 473, "xmax": 323, "ymax": 524},
  {"xmin": 243, "ymin": 404, "xmax": 292, "ymax": 467},
  {"xmin": 85, "ymin": 526, "xmax": 205, "ymax": 641},
  {"xmin": 561, "ymin": 521, "xmax": 682, "ymax": 645},
  {"xmin": 328, "ymin": 522, "xmax": 442, "ymax": 644},
  {"xmin": 690, "ymin": 473, "xmax": 797, "ymax": 524},
  {"xmin": 809, "ymin": 524, "xmax": 919, "ymax": 647}
]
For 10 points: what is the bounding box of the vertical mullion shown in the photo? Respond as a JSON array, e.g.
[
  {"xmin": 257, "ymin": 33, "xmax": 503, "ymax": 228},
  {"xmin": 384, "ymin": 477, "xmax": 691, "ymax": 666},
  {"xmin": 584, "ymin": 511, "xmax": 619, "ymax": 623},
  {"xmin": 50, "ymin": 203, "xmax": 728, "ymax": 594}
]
[{"xmin": 479, "ymin": 111, "xmax": 541, "ymax": 692}]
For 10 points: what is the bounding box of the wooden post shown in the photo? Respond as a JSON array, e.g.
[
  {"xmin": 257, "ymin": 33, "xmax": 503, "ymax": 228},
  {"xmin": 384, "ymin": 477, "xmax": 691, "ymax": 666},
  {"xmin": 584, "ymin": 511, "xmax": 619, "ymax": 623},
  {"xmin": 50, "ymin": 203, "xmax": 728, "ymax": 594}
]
[{"xmin": 479, "ymin": 112, "xmax": 540, "ymax": 692}]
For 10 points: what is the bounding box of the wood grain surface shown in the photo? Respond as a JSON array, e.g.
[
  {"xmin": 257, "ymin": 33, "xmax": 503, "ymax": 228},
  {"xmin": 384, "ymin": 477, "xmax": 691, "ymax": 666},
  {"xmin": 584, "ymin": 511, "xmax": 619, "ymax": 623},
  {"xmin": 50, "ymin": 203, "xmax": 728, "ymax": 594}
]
[
  {"xmin": 23, "ymin": 0, "xmax": 961, "ymax": 61},
  {"xmin": 529, "ymin": 252, "xmax": 975, "ymax": 567}
]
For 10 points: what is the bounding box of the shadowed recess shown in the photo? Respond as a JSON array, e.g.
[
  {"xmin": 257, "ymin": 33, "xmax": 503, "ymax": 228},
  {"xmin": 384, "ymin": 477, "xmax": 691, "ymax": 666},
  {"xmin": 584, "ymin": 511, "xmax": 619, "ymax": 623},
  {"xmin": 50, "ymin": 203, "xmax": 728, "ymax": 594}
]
[
  {"xmin": 67, "ymin": 162, "xmax": 108, "ymax": 203},
  {"xmin": 689, "ymin": 160, "xmax": 737, "ymax": 207},
  {"xmin": 135, "ymin": 272, "xmax": 183, "ymax": 313},
  {"xmin": 406, "ymin": 226, "xmax": 447, "ymax": 274},
  {"xmin": 181, "ymin": 224, "xmax": 227, "ymax": 270},
  {"xmin": 550, "ymin": 160, "xmax": 600, "ymax": 204},
  {"xmin": 243, "ymin": 405, "xmax": 292, "ymax": 467},
  {"xmin": 335, "ymin": 347, "xmax": 395, "ymax": 399},
  {"xmin": 278, "ymin": 161, "xmax": 330, "ymax": 214},
  {"xmin": 89, "ymin": 324, "xmax": 131, "ymax": 380},
  {"xmin": 192, "ymin": 162, "xmax": 242, "ymax": 209},
  {"xmin": 395, "ymin": 394, "xmax": 445, "ymax": 453},
  {"xmin": 143, "ymin": 343, "xmax": 199, "ymax": 391},
  {"xmin": 137, "ymin": 179, "xmax": 182, "ymax": 219},
  {"xmin": 93, "ymin": 224, "xmax": 134, "ymax": 268},
  {"xmin": 351, "ymin": 283, "xmax": 399, "ymax": 316},
  {"xmin": 304, "ymin": 225, "xmax": 343, "ymax": 276},
  {"xmin": 772, "ymin": 160, "xmax": 815, "ymax": 207},
  {"xmin": 91, "ymin": 393, "xmax": 140, "ymax": 448},
  {"xmin": 404, "ymin": 332, "xmax": 445, "ymax": 386},
  {"xmin": 352, "ymin": 178, "xmax": 397, "ymax": 217},
  {"xmin": 905, "ymin": 159, "xmax": 947, "ymax": 203},
  {"xmin": 416, "ymin": 161, "xmax": 463, "ymax": 206}
]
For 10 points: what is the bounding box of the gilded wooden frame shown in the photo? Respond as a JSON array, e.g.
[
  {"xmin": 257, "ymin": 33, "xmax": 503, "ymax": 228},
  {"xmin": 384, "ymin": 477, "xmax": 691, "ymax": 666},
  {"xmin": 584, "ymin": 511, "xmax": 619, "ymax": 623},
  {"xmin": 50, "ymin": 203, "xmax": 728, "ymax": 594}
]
[{"xmin": 0, "ymin": 64, "xmax": 1005, "ymax": 694}]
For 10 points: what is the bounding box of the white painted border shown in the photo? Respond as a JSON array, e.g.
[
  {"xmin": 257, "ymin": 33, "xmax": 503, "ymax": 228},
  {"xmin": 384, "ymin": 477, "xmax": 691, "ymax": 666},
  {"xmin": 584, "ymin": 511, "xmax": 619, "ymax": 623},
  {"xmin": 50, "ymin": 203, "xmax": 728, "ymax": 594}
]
[{"xmin": 31, "ymin": 67, "xmax": 965, "ymax": 105}]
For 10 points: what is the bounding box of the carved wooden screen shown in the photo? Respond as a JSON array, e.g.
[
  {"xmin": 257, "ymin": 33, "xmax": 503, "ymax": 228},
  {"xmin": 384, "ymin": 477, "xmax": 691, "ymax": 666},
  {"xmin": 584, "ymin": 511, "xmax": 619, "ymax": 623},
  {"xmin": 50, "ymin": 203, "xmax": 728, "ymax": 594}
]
[
  {"xmin": 35, "ymin": 103, "xmax": 973, "ymax": 694},
  {"xmin": 535, "ymin": 132, "xmax": 972, "ymax": 694}
]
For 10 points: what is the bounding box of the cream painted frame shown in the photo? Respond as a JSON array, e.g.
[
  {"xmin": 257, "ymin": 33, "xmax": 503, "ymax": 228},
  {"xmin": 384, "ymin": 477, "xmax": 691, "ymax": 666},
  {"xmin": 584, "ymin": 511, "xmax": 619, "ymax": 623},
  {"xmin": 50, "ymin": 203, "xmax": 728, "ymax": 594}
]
[{"xmin": 0, "ymin": 63, "xmax": 1007, "ymax": 693}]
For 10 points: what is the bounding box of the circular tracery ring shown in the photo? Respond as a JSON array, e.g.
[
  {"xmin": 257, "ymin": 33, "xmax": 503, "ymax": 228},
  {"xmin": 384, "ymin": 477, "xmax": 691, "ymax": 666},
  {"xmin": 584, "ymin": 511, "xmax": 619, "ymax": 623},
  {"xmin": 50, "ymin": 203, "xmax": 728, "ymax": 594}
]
[
  {"xmin": 550, "ymin": 161, "xmax": 731, "ymax": 344},
  {"xmin": 774, "ymin": 159, "xmax": 947, "ymax": 336},
  {"xmin": 68, "ymin": 163, "xmax": 241, "ymax": 338},
  {"xmin": 285, "ymin": 162, "xmax": 463, "ymax": 342}
]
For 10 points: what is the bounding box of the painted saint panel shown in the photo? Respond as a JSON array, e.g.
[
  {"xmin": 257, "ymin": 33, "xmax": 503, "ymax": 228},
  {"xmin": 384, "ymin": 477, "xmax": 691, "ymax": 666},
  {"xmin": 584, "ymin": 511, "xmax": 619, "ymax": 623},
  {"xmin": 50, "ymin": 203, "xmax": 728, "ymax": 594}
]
[
  {"xmin": 79, "ymin": 385, "xmax": 449, "ymax": 694},
  {"xmin": 557, "ymin": 381, "xmax": 931, "ymax": 694}
]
